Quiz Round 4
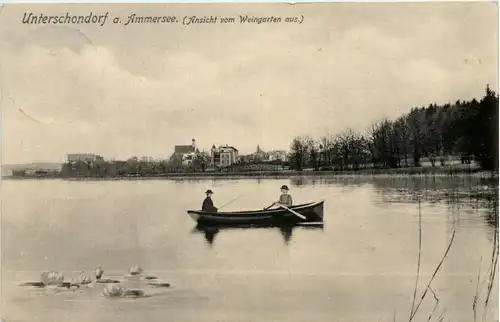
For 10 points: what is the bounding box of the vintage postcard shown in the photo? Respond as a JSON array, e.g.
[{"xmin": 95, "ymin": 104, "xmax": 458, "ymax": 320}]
[{"xmin": 0, "ymin": 2, "xmax": 498, "ymax": 322}]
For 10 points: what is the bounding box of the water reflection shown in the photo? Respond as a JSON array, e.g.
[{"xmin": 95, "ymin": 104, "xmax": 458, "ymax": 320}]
[
  {"xmin": 191, "ymin": 223, "xmax": 324, "ymax": 246},
  {"xmin": 372, "ymin": 176, "xmax": 499, "ymax": 231},
  {"xmin": 289, "ymin": 175, "xmax": 499, "ymax": 230},
  {"xmin": 279, "ymin": 226, "xmax": 293, "ymax": 245}
]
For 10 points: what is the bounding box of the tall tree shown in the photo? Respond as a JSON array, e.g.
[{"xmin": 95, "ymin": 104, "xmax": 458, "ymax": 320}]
[{"xmin": 290, "ymin": 136, "xmax": 313, "ymax": 171}]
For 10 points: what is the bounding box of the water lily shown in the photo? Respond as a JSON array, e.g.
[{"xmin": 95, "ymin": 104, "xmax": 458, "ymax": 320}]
[
  {"xmin": 40, "ymin": 270, "xmax": 64, "ymax": 285},
  {"xmin": 129, "ymin": 266, "xmax": 143, "ymax": 276},
  {"xmin": 102, "ymin": 285, "xmax": 124, "ymax": 297},
  {"xmin": 93, "ymin": 267, "xmax": 120, "ymax": 284},
  {"xmin": 73, "ymin": 272, "xmax": 92, "ymax": 285},
  {"xmin": 102, "ymin": 285, "xmax": 145, "ymax": 298},
  {"xmin": 94, "ymin": 267, "xmax": 104, "ymax": 280}
]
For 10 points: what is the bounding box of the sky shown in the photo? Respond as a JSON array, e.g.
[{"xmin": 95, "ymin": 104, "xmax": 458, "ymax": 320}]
[{"xmin": 0, "ymin": 3, "xmax": 497, "ymax": 163}]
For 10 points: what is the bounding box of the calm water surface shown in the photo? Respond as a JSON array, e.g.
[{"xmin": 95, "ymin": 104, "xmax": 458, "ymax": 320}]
[{"xmin": 2, "ymin": 176, "xmax": 498, "ymax": 322}]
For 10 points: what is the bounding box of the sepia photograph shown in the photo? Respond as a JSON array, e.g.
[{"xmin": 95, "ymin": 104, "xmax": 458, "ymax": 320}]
[{"xmin": 0, "ymin": 2, "xmax": 498, "ymax": 322}]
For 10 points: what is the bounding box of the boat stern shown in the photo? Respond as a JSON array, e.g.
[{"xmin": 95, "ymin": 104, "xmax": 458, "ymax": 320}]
[
  {"xmin": 315, "ymin": 203, "xmax": 324, "ymax": 221},
  {"xmin": 307, "ymin": 201, "xmax": 324, "ymax": 221}
]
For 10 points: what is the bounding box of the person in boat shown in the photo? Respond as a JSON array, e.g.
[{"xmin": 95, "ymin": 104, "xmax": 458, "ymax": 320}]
[
  {"xmin": 275, "ymin": 185, "xmax": 293, "ymax": 207},
  {"xmin": 202, "ymin": 189, "xmax": 218, "ymax": 212}
]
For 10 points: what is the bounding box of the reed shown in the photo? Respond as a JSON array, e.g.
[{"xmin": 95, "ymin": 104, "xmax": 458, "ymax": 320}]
[
  {"xmin": 481, "ymin": 225, "xmax": 498, "ymax": 322},
  {"xmin": 402, "ymin": 196, "xmax": 498, "ymax": 322},
  {"xmin": 472, "ymin": 257, "xmax": 482, "ymax": 322},
  {"xmin": 409, "ymin": 199, "xmax": 423, "ymax": 320},
  {"xmin": 406, "ymin": 198, "xmax": 457, "ymax": 322}
]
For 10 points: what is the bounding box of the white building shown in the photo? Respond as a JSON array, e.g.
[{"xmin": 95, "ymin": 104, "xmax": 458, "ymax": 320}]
[
  {"xmin": 268, "ymin": 150, "xmax": 288, "ymax": 162},
  {"xmin": 211, "ymin": 144, "xmax": 239, "ymax": 168},
  {"xmin": 174, "ymin": 139, "xmax": 200, "ymax": 166}
]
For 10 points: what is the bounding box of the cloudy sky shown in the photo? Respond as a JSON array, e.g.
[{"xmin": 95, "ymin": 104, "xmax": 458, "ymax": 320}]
[{"xmin": 0, "ymin": 3, "xmax": 497, "ymax": 163}]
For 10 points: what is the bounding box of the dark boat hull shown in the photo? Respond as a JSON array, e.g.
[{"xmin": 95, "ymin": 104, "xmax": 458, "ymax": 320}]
[{"xmin": 187, "ymin": 201, "xmax": 324, "ymax": 226}]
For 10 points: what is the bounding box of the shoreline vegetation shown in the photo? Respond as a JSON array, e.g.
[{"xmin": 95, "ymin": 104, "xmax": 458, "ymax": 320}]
[{"xmin": 3, "ymin": 165, "xmax": 497, "ymax": 180}]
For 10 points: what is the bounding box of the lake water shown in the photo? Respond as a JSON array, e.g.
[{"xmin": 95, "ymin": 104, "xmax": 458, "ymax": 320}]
[{"xmin": 1, "ymin": 176, "xmax": 498, "ymax": 322}]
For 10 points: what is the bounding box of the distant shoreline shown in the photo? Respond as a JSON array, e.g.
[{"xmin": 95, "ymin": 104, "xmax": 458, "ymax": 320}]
[{"xmin": 3, "ymin": 166, "xmax": 498, "ymax": 181}]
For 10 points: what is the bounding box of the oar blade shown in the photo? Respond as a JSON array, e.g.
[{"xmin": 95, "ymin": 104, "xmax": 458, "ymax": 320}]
[{"xmin": 279, "ymin": 204, "xmax": 306, "ymax": 220}]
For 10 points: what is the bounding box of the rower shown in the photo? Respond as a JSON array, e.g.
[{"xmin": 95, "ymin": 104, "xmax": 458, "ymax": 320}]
[
  {"xmin": 276, "ymin": 185, "xmax": 293, "ymax": 207},
  {"xmin": 265, "ymin": 185, "xmax": 293, "ymax": 209},
  {"xmin": 202, "ymin": 189, "xmax": 218, "ymax": 212}
]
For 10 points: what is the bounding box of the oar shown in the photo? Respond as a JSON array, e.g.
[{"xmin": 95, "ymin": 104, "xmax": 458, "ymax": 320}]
[
  {"xmin": 278, "ymin": 204, "xmax": 306, "ymax": 220},
  {"xmin": 264, "ymin": 203, "xmax": 276, "ymax": 210},
  {"xmin": 218, "ymin": 195, "xmax": 243, "ymax": 210}
]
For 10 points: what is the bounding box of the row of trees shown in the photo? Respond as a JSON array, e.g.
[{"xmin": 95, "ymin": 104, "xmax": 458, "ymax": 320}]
[{"xmin": 289, "ymin": 86, "xmax": 499, "ymax": 171}]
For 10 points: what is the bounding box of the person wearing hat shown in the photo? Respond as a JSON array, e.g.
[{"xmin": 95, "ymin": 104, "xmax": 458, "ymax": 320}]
[
  {"xmin": 277, "ymin": 185, "xmax": 293, "ymax": 207},
  {"xmin": 202, "ymin": 189, "xmax": 218, "ymax": 212},
  {"xmin": 265, "ymin": 185, "xmax": 293, "ymax": 209}
]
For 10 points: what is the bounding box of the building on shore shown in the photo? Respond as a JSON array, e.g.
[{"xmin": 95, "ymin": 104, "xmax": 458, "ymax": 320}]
[
  {"xmin": 11, "ymin": 168, "xmax": 59, "ymax": 177},
  {"xmin": 267, "ymin": 150, "xmax": 288, "ymax": 162},
  {"xmin": 139, "ymin": 156, "xmax": 155, "ymax": 163},
  {"xmin": 173, "ymin": 139, "xmax": 200, "ymax": 166},
  {"xmin": 241, "ymin": 145, "xmax": 267, "ymax": 163},
  {"xmin": 242, "ymin": 146, "xmax": 288, "ymax": 163},
  {"xmin": 11, "ymin": 169, "xmax": 27, "ymax": 177},
  {"xmin": 210, "ymin": 144, "xmax": 239, "ymax": 168},
  {"xmin": 253, "ymin": 145, "xmax": 268, "ymax": 160},
  {"xmin": 67, "ymin": 153, "xmax": 104, "ymax": 163}
]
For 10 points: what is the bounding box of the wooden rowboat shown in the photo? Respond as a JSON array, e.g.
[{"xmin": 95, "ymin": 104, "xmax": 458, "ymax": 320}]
[{"xmin": 187, "ymin": 201, "xmax": 324, "ymax": 226}]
